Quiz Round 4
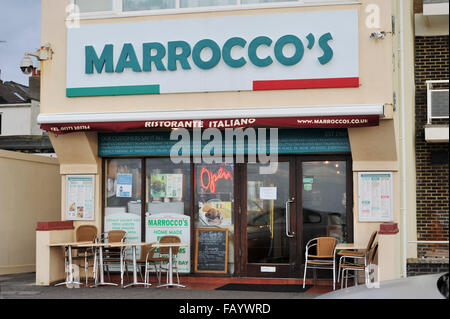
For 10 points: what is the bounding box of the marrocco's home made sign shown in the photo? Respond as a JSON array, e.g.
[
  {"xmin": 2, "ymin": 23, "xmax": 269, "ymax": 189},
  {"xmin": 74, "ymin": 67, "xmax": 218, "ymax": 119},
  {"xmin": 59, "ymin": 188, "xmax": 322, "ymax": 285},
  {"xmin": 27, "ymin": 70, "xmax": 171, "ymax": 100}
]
[
  {"xmin": 195, "ymin": 228, "xmax": 229, "ymax": 274},
  {"xmin": 66, "ymin": 10, "xmax": 358, "ymax": 96}
]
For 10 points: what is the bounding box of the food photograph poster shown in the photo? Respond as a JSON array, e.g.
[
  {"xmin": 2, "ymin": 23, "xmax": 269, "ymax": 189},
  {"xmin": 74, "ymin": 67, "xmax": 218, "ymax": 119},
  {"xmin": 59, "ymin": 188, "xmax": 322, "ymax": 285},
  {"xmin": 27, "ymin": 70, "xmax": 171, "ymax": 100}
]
[{"xmin": 66, "ymin": 175, "xmax": 95, "ymax": 220}]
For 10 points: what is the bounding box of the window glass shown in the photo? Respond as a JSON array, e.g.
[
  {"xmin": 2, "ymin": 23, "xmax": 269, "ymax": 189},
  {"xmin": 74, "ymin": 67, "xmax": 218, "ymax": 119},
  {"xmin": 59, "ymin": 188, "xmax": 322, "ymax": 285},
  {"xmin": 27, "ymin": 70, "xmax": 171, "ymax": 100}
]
[
  {"xmin": 302, "ymin": 161, "xmax": 347, "ymax": 254},
  {"xmin": 241, "ymin": 0, "xmax": 296, "ymax": 4},
  {"xmin": 145, "ymin": 158, "xmax": 191, "ymax": 273},
  {"xmin": 247, "ymin": 162, "xmax": 290, "ymax": 264},
  {"xmin": 180, "ymin": 0, "xmax": 237, "ymax": 8},
  {"xmin": 195, "ymin": 163, "xmax": 234, "ymax": 274},
  {"xmin": 146, "ymin": 158, "xmax": 190, "ymax": 217},
  {"xmin": 74, "ymin": 0, "xmax": 113, "ymax": 12},
  {"xmin": 105, "ymin": 158, "xmax": 142, "ymax": 259},
  {"xmin": 123, "ymin": 0, "xmax": 176, "ymax": 11}
]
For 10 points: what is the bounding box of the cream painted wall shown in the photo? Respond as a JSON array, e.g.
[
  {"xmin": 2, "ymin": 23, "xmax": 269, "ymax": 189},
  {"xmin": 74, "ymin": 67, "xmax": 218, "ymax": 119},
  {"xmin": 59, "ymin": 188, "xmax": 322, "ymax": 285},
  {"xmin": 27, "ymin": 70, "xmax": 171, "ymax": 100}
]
[
  {"xmin": 41, "ymin": 0, "xmax": 394, "ymax": 114},
  {"xmin": 0, "ymin": 150, "xmax": 61, "ymax": 275}
]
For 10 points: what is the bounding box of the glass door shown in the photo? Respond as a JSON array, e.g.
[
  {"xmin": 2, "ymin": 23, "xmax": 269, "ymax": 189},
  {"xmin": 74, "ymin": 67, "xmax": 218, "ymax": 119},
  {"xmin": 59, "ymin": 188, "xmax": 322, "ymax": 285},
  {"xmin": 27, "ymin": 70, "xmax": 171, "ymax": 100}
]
[
  {"xmin": 301, "ymin": 160, "xmax": 349, "ymax": 249},
  {"xmin": 243, "ymin": 159, "xmax": 297, "ymax": 278}
]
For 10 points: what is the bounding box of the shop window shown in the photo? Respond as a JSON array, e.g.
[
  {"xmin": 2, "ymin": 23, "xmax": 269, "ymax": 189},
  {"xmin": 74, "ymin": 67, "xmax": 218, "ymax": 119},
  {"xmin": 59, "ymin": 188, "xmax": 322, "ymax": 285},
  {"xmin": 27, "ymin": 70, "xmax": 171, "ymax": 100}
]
[
  {"xmin": 105, "ymin": 158, "xmax": 142, "ymax": 258},
  {"xmin": 123, "ymin": 0, "xmax": 176, "ymax": 11},
  {"xmin": 195, "ymin": 163, "xmax": 235, "ymax": 274},
  {"xmin": 145, "ymin": 158, "xmax": 191, "ymax": 273},
  {"xmin": 241, "ymin": 0, "xmax": 296, "ymax": 4},
  {"xmin": 74, "ymin": 0, "xmax": 113, "ymax": 13},
  {"xmin": 302, "ymin": 161, "xmax": 348, "ymax": 247},
  {"xmin": 180, "ymin": 0, "xmax": 237, "ymax": 8}
]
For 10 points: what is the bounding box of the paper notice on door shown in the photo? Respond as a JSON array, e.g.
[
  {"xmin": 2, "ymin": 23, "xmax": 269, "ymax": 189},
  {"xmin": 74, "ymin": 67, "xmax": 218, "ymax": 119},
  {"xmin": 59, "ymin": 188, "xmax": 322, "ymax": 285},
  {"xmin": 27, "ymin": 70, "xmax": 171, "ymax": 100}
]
[{"xmin": 259, "ymin": 187, "xmax": 277, "ymax": 200}]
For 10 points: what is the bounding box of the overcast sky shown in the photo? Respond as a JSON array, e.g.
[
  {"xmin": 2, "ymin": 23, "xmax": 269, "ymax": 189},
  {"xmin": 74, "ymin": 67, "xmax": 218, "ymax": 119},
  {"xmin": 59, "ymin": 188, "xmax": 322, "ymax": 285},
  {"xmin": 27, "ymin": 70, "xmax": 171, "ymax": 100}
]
[{"xmin": 0, "ymin": 0, "xmax": 41, "ymax": 85}]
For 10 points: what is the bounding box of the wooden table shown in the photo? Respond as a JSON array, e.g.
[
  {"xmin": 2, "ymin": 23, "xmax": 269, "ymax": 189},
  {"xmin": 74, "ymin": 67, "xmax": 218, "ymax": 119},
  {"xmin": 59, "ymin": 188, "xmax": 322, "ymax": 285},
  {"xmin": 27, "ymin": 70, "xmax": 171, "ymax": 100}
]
[
  {"xmin": 152, "ymin": 242, "xmax": 188, "ymax": 288},
  {"xmin": 334, "ymin": 243, "xmax": 366, "ymax": 289},
  {"xmin": 49, "ymin": 241, "xmax": 93, "ymax": 287},
  {"xmin": 109, "ymin": 242, "xmax": 155, "ymax": 288},
  {"xmin": 76, "ymin": 242, "xmax": 118, "ymax": 288}
]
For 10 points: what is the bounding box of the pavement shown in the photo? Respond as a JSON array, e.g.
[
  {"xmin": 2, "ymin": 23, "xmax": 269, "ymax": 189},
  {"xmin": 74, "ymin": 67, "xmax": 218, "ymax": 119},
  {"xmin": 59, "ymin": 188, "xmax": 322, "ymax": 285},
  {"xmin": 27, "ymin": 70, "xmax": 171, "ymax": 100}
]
[{"xmin": 0, "ymin": 272, "xmax": 322, "ymax": 300}]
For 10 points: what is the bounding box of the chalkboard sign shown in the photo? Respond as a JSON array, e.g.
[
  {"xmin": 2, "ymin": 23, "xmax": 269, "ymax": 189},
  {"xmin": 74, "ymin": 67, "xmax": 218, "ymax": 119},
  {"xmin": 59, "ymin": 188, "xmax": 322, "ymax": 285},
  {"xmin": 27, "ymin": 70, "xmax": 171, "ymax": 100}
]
[{"xmin": 195, "ymin": 228, "xmax": 228, "ymax": 274}]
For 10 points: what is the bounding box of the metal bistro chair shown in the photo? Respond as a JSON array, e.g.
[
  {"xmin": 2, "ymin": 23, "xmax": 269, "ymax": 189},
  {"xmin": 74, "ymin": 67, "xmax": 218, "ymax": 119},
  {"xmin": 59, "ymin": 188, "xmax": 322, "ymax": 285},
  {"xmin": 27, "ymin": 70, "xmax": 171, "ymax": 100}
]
[
  {"xmin": 337, "ymin": 230, "xmax": 378, "ymax": 284},
  {"xmin": 158, "ymin": 235, "xmax": 181, "ymax": 286},
  {"xmin": 303, "ymin": 237, "xmax": 337, "ymax": 288},
  {"xmin": 123, "ymin": 244, "xmax": 164, "ymax": 286},
  {"xmin": 98, "ymin": 230, "xmax": 127, "ymax": 282},
  {"xmin": 340, "ymin": 242, "xmax": 378, "ymax": 289},
  {"xmin": 72, "ymin": 225, "xmax": 98, "ymax": 285}
]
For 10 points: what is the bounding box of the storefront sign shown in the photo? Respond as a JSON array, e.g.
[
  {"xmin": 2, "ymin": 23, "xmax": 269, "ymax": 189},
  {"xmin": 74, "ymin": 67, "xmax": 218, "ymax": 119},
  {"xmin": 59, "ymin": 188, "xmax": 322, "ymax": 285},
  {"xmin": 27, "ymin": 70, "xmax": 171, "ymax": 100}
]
[
  {"xmin": 66, "ymin": 10, "xmax": 359, "ymax": 96},
  {"xmin": 43, "ymin": 115, "xmax": 378, "ymax": 135},
  {"xmin": 65, "ymin": 175, "xmax": 95, "ymax": 221},
  {"xmin": 357, "ymin": 172, "xmax": 394, "ymax": 222},
  {"xmin": 98, "ymin": 129, "xmax": 351, "ymax": 156},
  {"xmin": 146, "ymin": 213, "xmax": 190, "ymax": 273}
]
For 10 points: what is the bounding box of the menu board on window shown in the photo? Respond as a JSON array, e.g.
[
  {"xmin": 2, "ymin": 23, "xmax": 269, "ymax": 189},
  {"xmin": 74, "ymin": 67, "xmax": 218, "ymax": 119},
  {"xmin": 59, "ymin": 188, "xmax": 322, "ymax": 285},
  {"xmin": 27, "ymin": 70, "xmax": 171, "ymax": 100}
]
[
  {"xmin": 65, "ymin": 175, "xmax": 95, "ymax": 221},
  {"xmin": 358, "ymin": 172, "xmax": 394, "ymax": 222}
]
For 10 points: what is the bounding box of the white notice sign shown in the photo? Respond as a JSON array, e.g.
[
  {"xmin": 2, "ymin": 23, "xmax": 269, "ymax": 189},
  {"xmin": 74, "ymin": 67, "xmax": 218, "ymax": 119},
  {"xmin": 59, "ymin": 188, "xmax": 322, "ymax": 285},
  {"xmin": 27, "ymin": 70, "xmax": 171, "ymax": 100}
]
[
  {"xmin": 259, "ymin": 187, "xmax": 277, "ymax": 200},
  {"xmin": 358, "ymin": 172, "xmax": 394, "ymax": 222}
]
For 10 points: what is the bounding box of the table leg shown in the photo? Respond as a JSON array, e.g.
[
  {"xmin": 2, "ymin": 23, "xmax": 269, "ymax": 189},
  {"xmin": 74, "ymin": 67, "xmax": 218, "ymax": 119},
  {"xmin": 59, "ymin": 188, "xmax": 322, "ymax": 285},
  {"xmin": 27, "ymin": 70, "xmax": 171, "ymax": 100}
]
[
  {"xmin": 90, "ymin": 246, "xmax": 117, "ymax": 287},
  {"xmin": 123, "ymin": 246, "xmax": 152, "ymax": 288},
  {"xmin": 157, "ymin": 246, "xmax": 185, "ymax": 288},
  {"xmin": 333, "ymin": 247, "xmax": 336, "ymax": 290},
  {"xmin": 54, "ymin": 245, "xmax": 82, "ymax": 287}
]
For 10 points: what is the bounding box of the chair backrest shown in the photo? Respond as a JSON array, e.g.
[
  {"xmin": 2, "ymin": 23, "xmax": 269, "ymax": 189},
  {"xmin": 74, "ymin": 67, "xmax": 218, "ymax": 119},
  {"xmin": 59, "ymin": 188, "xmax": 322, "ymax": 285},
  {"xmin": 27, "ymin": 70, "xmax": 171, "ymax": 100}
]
[
  {"xmin": 365, "ymin": 231, "xmax": 378, "ymax": 252},
  {"xmin": 108, "ymin": 230, "xmax": 126, "ymax": 243},
  {"xmin": 367, "ymin": 242, "xmax": 378, "ymax": 265},
  {"xmin": 76, "ymin": 225, "xmax": 97, "ymax": 242},
  {"xmin": 316, "ymin": 237, "xmax": 337, "ymax": 257},
  {"xmin": 141, "ymin": 244, "xmax": 156, "ymax": 262},
  {"xmin": 159, "ymin": 235, "xmax": 181, "ymax": 255}
]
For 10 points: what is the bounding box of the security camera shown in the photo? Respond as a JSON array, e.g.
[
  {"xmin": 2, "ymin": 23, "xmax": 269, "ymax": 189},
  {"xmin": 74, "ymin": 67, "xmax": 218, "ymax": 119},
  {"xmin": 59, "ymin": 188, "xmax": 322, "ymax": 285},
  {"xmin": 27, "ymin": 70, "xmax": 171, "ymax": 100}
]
[
  {"xmin": 370, "ymin": 31, "xmax": 386, "ymax": 39},
  {"xmin": 20, "ymin": 55, "xmax": 34, "ymax": 74}
]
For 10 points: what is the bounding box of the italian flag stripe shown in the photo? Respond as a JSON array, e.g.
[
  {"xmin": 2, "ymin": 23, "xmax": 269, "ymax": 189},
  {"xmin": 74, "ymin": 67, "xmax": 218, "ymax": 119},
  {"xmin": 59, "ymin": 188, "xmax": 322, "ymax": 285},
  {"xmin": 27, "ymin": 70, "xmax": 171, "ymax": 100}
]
[
  {"xmin": 66, "ymin": 84, "xmax": 160, "ymax": 97},
  {"xmin": 253, "ymin": 77, "xmax": 359, "ymax": 91}
]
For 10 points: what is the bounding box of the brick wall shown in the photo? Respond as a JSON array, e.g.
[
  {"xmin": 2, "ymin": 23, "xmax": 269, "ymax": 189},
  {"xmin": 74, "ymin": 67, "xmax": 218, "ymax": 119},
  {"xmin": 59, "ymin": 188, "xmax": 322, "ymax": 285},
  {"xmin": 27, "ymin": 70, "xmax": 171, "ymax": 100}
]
[
  {"xmin": 414, "ymin": 35, "xmax": 449, "ymax": 259},
  {"xmin": 407, "ymin": 258, "xmax": 449, "ymax": 277}
]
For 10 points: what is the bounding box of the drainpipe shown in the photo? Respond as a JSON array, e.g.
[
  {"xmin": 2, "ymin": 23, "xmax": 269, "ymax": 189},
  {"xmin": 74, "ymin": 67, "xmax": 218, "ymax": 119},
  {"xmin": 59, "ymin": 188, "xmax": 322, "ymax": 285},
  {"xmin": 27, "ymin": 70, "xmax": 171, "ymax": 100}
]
[{"xmin": 399, "ymin": 0, "xmax": 408, "ymax": 278}]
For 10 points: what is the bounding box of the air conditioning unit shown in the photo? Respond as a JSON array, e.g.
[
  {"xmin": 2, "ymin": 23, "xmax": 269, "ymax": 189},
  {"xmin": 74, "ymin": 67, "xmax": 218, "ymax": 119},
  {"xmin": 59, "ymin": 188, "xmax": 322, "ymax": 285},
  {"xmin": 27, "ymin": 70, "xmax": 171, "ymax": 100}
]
[{"xmin": 427, "ymin": 80, "xmax": 449, "ymax": 125}]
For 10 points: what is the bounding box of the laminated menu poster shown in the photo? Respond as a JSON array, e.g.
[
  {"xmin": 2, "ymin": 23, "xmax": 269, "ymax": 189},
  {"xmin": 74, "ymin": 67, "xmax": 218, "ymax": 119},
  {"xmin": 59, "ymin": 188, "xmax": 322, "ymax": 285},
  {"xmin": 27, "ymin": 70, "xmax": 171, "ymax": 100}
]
[
  {"xmin": 150, "ymin": 174, "xmax": 183, "ymax": 198},
  {"xmin": 145, "ymin": 213, "xmax": 190, "ymax": 273},
  {"xmin": 66, "ymin": 175, "xmax": 95, "ymax": 220},
  {"xmin": 358, "ymin": 172, "xmax": 394, "ymax": 222}
]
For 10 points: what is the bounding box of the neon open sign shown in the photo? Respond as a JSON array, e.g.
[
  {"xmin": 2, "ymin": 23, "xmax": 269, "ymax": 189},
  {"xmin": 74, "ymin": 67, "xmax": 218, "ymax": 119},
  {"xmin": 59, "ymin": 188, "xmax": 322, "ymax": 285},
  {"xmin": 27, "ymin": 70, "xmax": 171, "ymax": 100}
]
[{"xmin": 200, "ymin": 167, "xmax": 233, "ymax": 194}]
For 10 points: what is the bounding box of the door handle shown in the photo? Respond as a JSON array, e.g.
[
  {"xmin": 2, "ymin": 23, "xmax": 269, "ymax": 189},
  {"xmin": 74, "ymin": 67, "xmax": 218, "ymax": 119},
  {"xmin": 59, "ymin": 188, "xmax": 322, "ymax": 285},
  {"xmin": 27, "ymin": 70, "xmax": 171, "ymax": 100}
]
[{"xmin": 285, "ymin": 198, "xmax": 295, "ymax": 238}]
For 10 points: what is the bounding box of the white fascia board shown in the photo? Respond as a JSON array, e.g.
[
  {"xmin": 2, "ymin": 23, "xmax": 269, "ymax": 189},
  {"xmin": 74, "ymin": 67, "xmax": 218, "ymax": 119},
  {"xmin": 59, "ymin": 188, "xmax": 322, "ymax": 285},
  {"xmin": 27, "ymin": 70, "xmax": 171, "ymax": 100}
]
[{"xmin": 37, "ymin": 104, "xmax": 384, "ymax": 124}]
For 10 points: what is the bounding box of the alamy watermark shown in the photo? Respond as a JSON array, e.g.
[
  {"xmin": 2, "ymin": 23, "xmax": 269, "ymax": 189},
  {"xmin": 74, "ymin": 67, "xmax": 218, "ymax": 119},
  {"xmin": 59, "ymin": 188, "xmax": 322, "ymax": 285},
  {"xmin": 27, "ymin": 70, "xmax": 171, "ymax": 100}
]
[{"xmin": 169, "ymin": 127, "xmax": 279, "ymax": 174}]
